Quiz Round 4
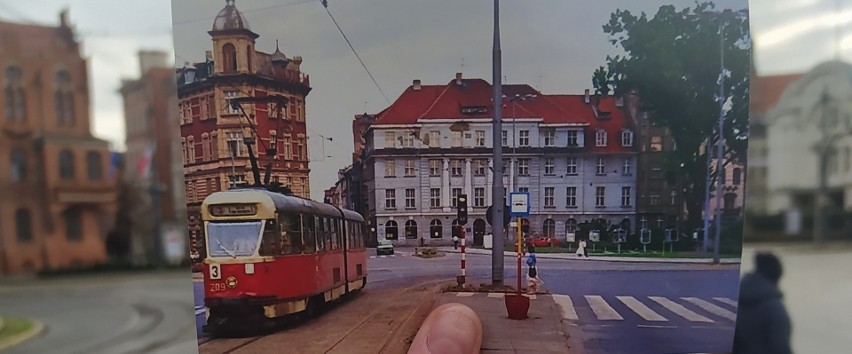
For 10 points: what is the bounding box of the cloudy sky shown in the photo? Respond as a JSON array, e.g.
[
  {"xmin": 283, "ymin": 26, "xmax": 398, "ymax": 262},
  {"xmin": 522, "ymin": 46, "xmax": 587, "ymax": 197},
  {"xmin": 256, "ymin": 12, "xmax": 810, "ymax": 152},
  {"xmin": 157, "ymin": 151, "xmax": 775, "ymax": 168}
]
[{"xmin": 1, "ymin": 0, "xmax": 848, "ymax": 200}]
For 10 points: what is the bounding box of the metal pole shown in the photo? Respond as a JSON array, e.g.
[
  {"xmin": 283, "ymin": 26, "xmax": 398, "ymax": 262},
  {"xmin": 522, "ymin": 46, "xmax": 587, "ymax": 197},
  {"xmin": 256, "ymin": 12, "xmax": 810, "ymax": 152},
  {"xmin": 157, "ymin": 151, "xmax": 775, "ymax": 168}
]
[
  {"xmin": 713, "ymin": 22, "xmax": 726, "ymax": 264},
  {"xmin": 516, "ymin": 216, "xmax": 522, "ymax": 294},
  {"xmin": 150, "ymin": 152, "xmax": 164, "ymax": 269},
  {"xmin": 460, "ymin": 227, "xmax": 466, "ymax": 288},
  {"xmin": 491, "ymin": 0, "xmax": 505, "ymax": 286},
  {"xmin": 702, "ymin": 136, "xmax": 712, "ymax": 254}
]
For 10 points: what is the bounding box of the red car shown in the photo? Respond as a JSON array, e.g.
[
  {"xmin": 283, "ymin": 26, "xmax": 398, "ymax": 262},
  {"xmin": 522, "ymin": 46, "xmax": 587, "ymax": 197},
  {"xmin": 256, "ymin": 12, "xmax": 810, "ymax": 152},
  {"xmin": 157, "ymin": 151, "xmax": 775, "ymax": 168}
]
[{"xmin": 529, "ymin": 236, "xmax": 560, "ymax": 248}]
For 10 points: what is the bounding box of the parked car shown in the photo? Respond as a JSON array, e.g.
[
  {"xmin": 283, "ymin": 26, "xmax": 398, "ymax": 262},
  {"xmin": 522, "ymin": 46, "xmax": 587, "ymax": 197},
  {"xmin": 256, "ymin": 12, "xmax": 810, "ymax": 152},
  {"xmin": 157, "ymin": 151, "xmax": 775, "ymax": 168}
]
[
  {"xmin": 377, "ymin": 239, "xmax": 394, "ymax": 255},
  {"xmin": 530, "ymin": 236, "xmax": 560, "ymax": 248}
]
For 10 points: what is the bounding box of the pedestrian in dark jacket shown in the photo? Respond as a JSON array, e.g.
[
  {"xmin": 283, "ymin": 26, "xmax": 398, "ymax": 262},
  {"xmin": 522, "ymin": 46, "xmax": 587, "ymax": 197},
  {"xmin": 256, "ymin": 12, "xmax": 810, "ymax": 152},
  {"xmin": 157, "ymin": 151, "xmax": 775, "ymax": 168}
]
[{"xmin": 732, "ymin": 252, "xmax": 792, "ymax": 354}]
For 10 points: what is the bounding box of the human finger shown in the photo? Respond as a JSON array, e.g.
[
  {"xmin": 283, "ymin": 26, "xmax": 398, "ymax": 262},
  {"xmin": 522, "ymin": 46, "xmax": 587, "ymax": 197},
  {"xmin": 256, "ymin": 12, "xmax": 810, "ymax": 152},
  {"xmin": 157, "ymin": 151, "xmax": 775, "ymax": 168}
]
[{"xmin": 407, "ymin": 303, "xmax": 482, "ymax": 354}]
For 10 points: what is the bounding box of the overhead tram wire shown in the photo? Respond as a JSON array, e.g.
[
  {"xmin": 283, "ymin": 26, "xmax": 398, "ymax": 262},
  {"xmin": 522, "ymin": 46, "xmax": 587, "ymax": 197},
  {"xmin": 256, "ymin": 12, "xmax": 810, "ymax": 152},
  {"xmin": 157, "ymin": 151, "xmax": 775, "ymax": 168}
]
[{"xmin": 319, "ymin": 0, "xmax": 391, "ymax": 105}]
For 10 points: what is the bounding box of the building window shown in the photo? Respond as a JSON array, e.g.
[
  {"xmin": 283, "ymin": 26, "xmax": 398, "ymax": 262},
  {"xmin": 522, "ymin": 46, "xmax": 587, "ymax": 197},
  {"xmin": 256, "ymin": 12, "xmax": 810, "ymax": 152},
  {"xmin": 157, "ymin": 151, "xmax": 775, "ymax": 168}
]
[
  {"xmin": 222, "ymin": 43, "xmax": 237, "ymax": 73},
  {"xmin": 566, "ymin": 187, "xmax": 577, "ymax": 207},
  {"xmin": 650, "ymin": 194, "xmax": 660, "ymax": 206},
  {"xmin": 429, "ymin": 159, "xmax": 442, "ymax": 176},
  {"xmin": 622, "ymin": 158, "xmax": 631, "ymax": 175},
  {"xmin": 566, "ymin": 218, "xmax": 578, "ymax": 233},
  {"xmin": 452, "ymin": 188, "xmax": 462, "ymax": 207},
  {"xmin": 502, "ymin": 159, "xmax": 510, "ymax": 175},
  {"xmin": 621, "ymin": 187, "xmax": 631, "ymax": 207},
  {"xmin": 733, "ymin": 168, "xmax": 742, "ymax": 185},
  {"xmin": 55, "ymin": 70, "xmax": 74, "ymax": 126},
  {"xmin": 384, "ymin": 189, "xmax": 396, "ymax": 209},
  {"xmin": 224, "ymin": 91, "xmax": 240, "ymax": 114},
  {"xmin": 187, "ymin": 136, "xmax": 196, "ymax": 163},
  {"xmin": 474, "ymin": 188, "xmax": 485, "ymax": 207},
  {"xmin": 404, "ymin": 220, "xmax": 418, "ymax": 239},
  {"xmin": 429, "ymin": 131, "xmax": 440, "ymax": 147},
  {"xmin": 59, "ymin": 149, "xmax": 75, "ymax": 180},
  {"xmin": 543, "ymin": 219, "xmax": 555, "ymax": 237},
  {"xmin": 430, "ymin": 188, "xmax": 441, "ymax": 208},
  {"xmin": 401, "ymin": 132, "xmax": 415, "ymax": 147},
  {"xmin": 65, "ymin": 208, "xmax": 82, "ymax": 241},
  {"xmin": 297, "ymin": 137, "xmax": 306, "ymax": 160},
  {"xmin": 405, "ymin": 189, "xmax": 416, "ymax": 209},
  {"xmin": 502, "ymin": 130, "xmax": 508, "ymax": 147},
  {"xmin": 567, "ymin": 157, "xmax": 577, "ymax": 175},
  {"xmin": 519, "ymin": 130, "xmax": 530, "ymax": 146},
  {"xmin": 86, "ymin": 151, "xmax": 102, "ymax": 181},
  {"xmin": 385, "ymin": 131, "xmax": 396, "ymax": 148},
  {"xmin": 385, "ymin": 220, "xmax": 398, "ymax": 240},
  {"xmin": 475, "ymin": 130, "xmax": 486, "ymax": 147},
  {"xmin": 283, "ymin": 135, "xmax": 292, "ymax": 160},
  {"xmin": 10, "ymin": 149, "xmax": 26, "ymax": 182},
  {"xmin": 384, "ymin": 159, "xmax": 396, "ymax": 177},
  {"xmin": 596, "ymin": 130, "xmax": 607, "ymax": 146},
  {"xmin": 543, "ymin": 129, "xmax": 555, "ymax": 146},
  {"xmin": 452, "ymin": 131, "xmax": 463, "ymax": 147},
  {"xmin": 517, "ymin": 158, "xmax": 530, "ymax": 176},
  {"xmin": 473, "ymin": 159, "xmax": 487, "ymax": 176},
  {"xmin": 430, "ymin": 219, "xmax": 443, "ymax": 238},
  {"xmin": 595, "ymin": 186, "xmax": 606, "ymax": 207},
  {"xmin": 544, "ymin": 158, "xmax": 555, "ymax": 175},
  {"xmin": 544, "ymin": 187, "xmax": 555, "ymax": 207},
  {"xmin": 724, "ymin": 193, "xmax": 737, "ymax": 210},
  {"xmin": 404, "ymin": 159, "xmax": 416, "ymax": 176},
  {"xmin": 450, "ymin": 159, "xmax": 463, "ymax": 176},
  {"xmin": 650, "ymin": 136, "xmax": 662, "ymax": 151},
  {"xmin": 227, "ymin": 132, "xmax": 242, "ymax": 157},
  {"xmin": 596, "ymin": 157, "xmax": 606, "ymax": 175},
  {"xmin": 15, "ymin": 208, "xmax": 32, "ymax": 242},
  {"xmin": 567, "ymin": 130, "xmax": 578, "ymax": 146},
  {"xmin": 5, "ymin": 66, "xmax": 25, "ymax": 123},
  {"xmin": 518, "ymin": 187, "xmax": 529, "ymax": 194},
  {"xmin": 621, "ymin": 130, "xmax": 633, "ymax": 147}
]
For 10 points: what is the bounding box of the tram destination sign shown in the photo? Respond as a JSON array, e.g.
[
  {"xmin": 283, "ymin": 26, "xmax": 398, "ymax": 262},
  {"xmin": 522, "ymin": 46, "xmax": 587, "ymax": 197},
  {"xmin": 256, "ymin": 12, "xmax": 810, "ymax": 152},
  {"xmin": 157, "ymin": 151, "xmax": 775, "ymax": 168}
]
[{"xmin": 209, "ymin": 204, "xmax": 258, "ymax": 217}]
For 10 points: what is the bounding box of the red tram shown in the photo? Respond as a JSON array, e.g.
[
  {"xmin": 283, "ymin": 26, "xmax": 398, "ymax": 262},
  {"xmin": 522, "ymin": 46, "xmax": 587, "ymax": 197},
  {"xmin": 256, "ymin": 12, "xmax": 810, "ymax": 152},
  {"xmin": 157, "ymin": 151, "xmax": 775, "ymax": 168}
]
[{"xmin": 199, "ymin": 188, "xmax": 367, "ymax": 335}]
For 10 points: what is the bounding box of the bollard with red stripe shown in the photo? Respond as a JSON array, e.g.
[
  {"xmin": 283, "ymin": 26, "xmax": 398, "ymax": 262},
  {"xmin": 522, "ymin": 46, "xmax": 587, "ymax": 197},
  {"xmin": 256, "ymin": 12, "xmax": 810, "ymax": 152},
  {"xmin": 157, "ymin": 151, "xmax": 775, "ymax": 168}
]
[{"xmin": 457, "ymin": 194, "xmax": 468, "ymax": 289}]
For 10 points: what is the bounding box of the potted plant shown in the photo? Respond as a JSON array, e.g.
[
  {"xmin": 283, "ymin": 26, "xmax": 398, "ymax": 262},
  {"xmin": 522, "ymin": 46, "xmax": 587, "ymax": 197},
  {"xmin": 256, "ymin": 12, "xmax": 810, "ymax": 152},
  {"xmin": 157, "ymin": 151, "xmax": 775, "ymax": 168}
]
[{"xmin": 504, "ymin": 292, "xmax": 530, "ymax": 320}]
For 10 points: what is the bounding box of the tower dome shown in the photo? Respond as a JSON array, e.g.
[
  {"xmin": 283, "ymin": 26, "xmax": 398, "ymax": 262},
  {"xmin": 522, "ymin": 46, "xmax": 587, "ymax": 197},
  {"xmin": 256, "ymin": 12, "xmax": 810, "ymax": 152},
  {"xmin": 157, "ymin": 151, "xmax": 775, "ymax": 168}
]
[
  {"xmin": 271, "ymin": 40, "xmax": 288, "ymax": 63},
  {"xmin": 212, "ymin": 0, "xmax": 251, "ymax": 32}
]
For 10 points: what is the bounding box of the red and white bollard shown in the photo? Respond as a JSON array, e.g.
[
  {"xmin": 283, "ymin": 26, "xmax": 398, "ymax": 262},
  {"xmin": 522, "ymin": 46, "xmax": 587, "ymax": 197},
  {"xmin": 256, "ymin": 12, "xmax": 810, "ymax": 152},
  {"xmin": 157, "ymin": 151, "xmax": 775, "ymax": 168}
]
[{"xmin": 459, "ymin": 228, "xmax": 466, "ymax": 289}]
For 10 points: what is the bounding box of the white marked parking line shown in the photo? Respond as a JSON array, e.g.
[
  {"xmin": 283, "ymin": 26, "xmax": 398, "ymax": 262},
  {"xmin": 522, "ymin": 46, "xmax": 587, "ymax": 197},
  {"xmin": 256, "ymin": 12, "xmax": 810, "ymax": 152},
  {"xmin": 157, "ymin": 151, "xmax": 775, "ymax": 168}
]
[
  {"xmin": 617, "ymin": 296, "xmax": 668, "ymax": 322},
  {"xmin": 456, "ymin": 292, "xmax": 475, "ymax": 297},
  {"xmin": 713, "ymin": 297, "xmax": 738, "ymax": 308},
  {"xmin": 585, "ymin": 295, "xmax": 624, "ymax": 320},
  {"xmin": 553, "ymin": 294, "xmax": 579, "ymax": 320},
  {"xmin": 682, "ymin": 297, "xmax": 738, "ymax": 321},
  {"xmin": 649, "ymin": 297, "xmax": 713, "ymax": 323}
]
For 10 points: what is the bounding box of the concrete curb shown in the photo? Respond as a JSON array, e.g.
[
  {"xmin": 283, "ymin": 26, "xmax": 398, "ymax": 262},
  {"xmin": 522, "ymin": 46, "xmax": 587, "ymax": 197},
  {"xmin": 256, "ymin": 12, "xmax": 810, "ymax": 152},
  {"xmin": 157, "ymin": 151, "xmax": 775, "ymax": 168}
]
[
  {"xmin": 437, "ymin": 247, "xmax": 741, "ymax": 264},
  {"xmin": 0, "ymin": 318, "xmax": 46, "ymax": 352}
]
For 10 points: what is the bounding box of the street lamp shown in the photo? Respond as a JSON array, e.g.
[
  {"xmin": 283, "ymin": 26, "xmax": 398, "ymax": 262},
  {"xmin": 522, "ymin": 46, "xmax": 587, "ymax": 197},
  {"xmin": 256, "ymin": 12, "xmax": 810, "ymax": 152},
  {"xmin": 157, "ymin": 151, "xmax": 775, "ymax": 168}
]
[{"xmin": 490, "ymin": 0, "xmax": 505, "ymax": 286}]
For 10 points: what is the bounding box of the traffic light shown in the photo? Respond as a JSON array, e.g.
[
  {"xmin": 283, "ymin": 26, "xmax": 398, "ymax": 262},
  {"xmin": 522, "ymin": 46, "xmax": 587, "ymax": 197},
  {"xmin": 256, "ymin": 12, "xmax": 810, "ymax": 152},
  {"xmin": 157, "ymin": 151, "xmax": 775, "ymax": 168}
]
[{"xmin": 457, "ymin": 194, "xmax": 468, "ymax": 225}]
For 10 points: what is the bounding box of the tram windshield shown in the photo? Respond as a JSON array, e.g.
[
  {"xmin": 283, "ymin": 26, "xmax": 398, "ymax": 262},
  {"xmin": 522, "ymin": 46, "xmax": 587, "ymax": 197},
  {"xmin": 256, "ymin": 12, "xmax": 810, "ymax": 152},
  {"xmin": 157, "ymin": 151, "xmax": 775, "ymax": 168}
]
[{"xmin": 206, "ymin": 221, "xmax": 263, "ymax": 258}]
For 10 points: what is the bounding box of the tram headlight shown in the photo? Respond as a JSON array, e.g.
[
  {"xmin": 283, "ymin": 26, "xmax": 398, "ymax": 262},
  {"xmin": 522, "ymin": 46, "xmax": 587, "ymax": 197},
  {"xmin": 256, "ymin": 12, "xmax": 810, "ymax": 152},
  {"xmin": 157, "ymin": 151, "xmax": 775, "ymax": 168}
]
[{"xmin": 245, "ymin": 263, "xmax": 255, "ymax": 275}]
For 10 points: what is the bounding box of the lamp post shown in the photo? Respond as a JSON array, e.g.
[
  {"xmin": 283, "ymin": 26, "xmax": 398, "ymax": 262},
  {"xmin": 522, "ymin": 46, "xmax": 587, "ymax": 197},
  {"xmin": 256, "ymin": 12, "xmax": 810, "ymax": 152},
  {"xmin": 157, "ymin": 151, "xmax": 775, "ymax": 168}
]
[{"xmin": 490, "ymin": 0, "xmax": 505, "ymax": 286}]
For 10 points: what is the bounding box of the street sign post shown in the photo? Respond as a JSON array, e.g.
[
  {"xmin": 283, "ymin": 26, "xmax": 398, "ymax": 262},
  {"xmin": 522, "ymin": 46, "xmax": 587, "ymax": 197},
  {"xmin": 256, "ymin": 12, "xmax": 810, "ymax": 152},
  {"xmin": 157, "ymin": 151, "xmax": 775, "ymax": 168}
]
[
  {"xmin": 664, "ymin": 228, "xmax": 677, "ymax": 253},
  {"xmin": 508, "ymin": 192, "xmax": 530, "ymax": 295},
  {"xmin": 457, "ymin": 194, "xmax": 468, "ymax": 288},
  {"xmin": 640, "ymin": 229, "xmax": 651, "ymax": 253},
  {"xmin": 589, "ymin": 230, "xmax": 600, "ymax": 253},
  {"xmin": 613, "ymin": 229, "xmax": 627, "ymax": 254}
]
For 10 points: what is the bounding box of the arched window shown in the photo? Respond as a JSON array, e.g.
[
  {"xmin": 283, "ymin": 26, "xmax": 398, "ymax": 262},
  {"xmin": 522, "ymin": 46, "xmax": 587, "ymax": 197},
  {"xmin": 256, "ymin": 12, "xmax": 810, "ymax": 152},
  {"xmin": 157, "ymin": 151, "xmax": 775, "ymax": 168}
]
[
  {"xmin": 55, "ymin": 70, "xmax": 74, "ymax": 125},
  {"xmin": 595, "ymin": 129, "xmax": 607, "ymax": 146},
  {"xmin": 222, "ymin": 43, "xmax": 237, "ymax": 73},
  {"xmin": 621, "ymin": 130, "xmax": 633, "ymax": 147},
  {"xmin": 385, "ymin": 220, "xmax": 398, "ymax": 240},
  {"xmin": 86, "ymin": 151, "xmax": 102, "ymax": 181},
  {"xmin": 566, "ymin": 218, "xmax": 578, "ymax": 233},
  {"xmin": 10, "ymin": 149, "xmax": 26, "ymax": 182},
  {"xmin": 59, "ymin": 149, "xmax": 75, "ymax": 180},
  {"xmin": 543, "ymin": 219, "xmax": 555, "ymax": 237},
  {"xmin": 452, "ymin": 219, "xmax": 462, "ymax": 238},
  {"xmin": 404, "ymin": 220, "xmax": 417, "ymax": 239},
  {"xmin": 430, "ymin": 219, "xmax": 442, "ymax": 239},
  {"xmin": 64, "ymin": 208, "xmax": 82, "ymax": 241}
]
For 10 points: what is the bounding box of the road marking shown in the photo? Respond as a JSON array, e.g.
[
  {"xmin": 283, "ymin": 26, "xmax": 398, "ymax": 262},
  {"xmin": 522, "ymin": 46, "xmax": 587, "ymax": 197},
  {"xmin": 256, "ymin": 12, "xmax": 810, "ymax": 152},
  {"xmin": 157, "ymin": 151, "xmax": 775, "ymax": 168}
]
[
  {"xmin": 648, "ymin": 297, "xmax": 713, "ymax": 323},
  {"xmin": 552, "ymin": 294, "xmax": 579, "ymax": 320},
  {"xmin": 524, "ymin": 294, "xmax": 537, "ymax": 300},
  {"xmin": 637, "ymin": 324, "xmax": 677, "ymax": 329},
  {"xmin": 713, "ymin": 297, "xmax": 738, "ymax": 307},
  {"xmin": 585, "ymin": 295, "xmax": 624, "ymax": 320},
  {"xmin": 487, "ymin": 293, "xmax": 504, "ymax": 298},
  {"xmin": 682, "ymin": 297, "xmax": 737, "ymax": 321},
  {"xmin": 456, "ymin": 292, "xmax": 475, "ymax": 297},
  {"xmin": 617, "ymin": 296, "xmax": 668, "ymax": 321}
]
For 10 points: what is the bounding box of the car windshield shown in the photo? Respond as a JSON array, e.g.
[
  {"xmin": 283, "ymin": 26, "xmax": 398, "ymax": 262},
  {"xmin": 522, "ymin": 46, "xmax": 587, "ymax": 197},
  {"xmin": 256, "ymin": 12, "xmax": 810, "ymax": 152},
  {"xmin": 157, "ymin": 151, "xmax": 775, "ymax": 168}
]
[
  {"xmin": 206, "ymin": 221, "xmax": 263, "ymax": 258},
  {"xmin": 379, "ymin": 240, "xmax": 392, "ymax": 246}
]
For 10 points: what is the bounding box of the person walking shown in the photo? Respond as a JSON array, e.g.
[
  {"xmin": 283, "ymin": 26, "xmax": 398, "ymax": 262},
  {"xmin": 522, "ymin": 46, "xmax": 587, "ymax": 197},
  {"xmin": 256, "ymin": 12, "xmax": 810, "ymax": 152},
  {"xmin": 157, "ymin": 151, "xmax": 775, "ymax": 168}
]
[
  {"xmin": 526, "ymin": 265, "xmax": 544, "ymax": 294},
  {"xmin": 452, "ymin": 235, "xmax": 459, "ymax": 250},
  {"xmin": 733, "ymin": 252, "xmax": 793, "ymax": 354},
  {"xmin": 576, "ymin": 238, "xmax": 587, "ymax": 258}
]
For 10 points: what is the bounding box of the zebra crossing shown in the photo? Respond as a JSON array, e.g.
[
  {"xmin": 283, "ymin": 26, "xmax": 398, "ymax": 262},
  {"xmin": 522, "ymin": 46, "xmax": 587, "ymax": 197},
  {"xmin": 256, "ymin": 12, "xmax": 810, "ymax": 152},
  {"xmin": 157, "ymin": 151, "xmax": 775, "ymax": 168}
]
[{"xmin": 450, "ymin": 292, "xmax": 738, "ymax": 326}]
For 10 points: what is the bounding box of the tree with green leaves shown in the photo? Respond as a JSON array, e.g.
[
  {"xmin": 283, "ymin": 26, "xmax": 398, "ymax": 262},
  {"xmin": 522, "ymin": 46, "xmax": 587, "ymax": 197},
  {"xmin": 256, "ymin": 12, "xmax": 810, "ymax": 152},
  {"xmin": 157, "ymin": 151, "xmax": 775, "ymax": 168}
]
[{"xmin": 594, "ymin": 2, "xmax": 750, "ymax": 231}]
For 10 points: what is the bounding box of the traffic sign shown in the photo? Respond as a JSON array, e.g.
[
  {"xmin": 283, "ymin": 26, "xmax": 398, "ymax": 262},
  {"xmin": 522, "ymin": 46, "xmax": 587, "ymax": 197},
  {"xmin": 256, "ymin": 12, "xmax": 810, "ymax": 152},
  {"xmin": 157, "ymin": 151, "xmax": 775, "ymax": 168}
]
[
  {"xmin": 640, "ymin": 229, "xmax": 651, "ymax": 245},
  {"xmin": 485, "ymin": 204, "xmax": 511, "ymax": 227},
  {"xmin": 589, "ymin": 230, "xmax": 600, "ymax": 243},
  {"xmin": 566, "ymin": 232, "xmax": 576, "ymax": 243},
  {"xmin": 509, "ymin": 192, "xmax": 530, "ymax": 216},
  {"xmin": 613, "ymin": 229, "xmax": 627, "ymax": 244}
]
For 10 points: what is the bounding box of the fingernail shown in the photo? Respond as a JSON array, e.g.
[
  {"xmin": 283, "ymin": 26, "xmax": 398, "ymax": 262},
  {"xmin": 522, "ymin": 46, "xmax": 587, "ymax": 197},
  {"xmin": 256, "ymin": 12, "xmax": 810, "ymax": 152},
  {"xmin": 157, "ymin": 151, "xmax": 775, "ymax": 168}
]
[{"xmin": 425, "ymin": 306, "xmax": 480, "ymax": 354}]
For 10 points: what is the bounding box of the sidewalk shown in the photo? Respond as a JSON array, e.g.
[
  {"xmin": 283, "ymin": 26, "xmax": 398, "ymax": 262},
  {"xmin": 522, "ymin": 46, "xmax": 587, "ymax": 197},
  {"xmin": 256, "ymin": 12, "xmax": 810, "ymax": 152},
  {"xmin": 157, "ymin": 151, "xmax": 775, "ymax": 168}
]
[
  {"xmin": 435, "ymin": 291, "xmax": 574, "ymax": 353},
  {"xmin": 436, "ymin": 246, "xmax": 741, "ymax": 264}
]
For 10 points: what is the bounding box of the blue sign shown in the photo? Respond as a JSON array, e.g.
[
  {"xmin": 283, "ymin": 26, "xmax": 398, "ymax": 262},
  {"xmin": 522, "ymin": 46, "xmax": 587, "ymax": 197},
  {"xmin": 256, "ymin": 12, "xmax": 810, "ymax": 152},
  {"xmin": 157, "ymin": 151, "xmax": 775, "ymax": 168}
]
[{"xmin": 509, "ymin": 192, "xmax": 530, "ymax": 217}]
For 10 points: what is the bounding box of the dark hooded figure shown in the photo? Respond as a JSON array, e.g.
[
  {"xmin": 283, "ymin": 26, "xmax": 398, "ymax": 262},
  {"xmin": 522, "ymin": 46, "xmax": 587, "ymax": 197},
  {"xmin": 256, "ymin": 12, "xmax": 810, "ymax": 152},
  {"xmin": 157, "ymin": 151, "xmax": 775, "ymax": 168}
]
[{"xmin": 733, "ymin": 252, "xmax": 793, "ymax": 354}]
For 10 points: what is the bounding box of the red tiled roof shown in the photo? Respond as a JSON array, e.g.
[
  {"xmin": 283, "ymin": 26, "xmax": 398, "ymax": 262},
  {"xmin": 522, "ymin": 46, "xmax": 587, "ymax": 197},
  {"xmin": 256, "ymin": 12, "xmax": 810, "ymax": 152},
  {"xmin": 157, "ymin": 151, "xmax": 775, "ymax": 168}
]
[
  {"xmin": 750, "ymin": 73, "xmax": 802, "ymax": 118},
  {"xmin": 372, "ymin": 77, "xmax": 634, "ymax": 153}
]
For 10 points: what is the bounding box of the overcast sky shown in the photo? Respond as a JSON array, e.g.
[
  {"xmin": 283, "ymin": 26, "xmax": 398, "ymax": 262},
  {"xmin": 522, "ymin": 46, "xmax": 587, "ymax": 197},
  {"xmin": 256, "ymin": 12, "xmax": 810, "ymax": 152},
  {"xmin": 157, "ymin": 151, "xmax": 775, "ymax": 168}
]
[{"xmin": 2, "ymin": 0, "xmax": 849, "ymax": 200}]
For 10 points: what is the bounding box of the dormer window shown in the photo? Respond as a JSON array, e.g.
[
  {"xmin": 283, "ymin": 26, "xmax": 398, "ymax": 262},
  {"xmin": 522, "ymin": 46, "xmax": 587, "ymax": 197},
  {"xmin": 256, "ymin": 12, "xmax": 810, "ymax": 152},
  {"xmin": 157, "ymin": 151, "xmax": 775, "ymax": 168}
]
[
  {"xmin": 621, "ymin": 130, "xmax": 634, "ymax": 147},
  {"xmin": 595, "ymin": 130, "xmax": 607, "ymax": 147}
]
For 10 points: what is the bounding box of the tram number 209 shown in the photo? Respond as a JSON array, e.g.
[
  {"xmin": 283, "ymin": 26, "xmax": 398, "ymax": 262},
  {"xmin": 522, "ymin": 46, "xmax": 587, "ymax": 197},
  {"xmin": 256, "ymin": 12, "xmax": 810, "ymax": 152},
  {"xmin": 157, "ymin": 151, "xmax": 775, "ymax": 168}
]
[{"xmin": 210, "ymin": 282, "xmax": 227, "ymax": 292}]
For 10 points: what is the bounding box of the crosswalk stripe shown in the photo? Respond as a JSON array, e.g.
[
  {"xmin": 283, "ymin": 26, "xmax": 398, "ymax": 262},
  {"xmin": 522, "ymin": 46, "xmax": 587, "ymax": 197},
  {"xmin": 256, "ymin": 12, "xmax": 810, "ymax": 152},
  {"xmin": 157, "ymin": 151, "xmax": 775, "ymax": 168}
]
[
  {"xmin": 456, "ymin": 292, "xmax": 475, "ymax": 297},
  {"xmin": 553, "ymin": 294, "xmax": 579, "ymax": 320},
  {"xmin": 649, "ymin": 297, "xmax": 713, "ymax": 323},
  {"xmin": 585, "ymin": 295, "xmax": 624, "ymax": 320},
  {"xmin": 616, "ymin": 296, "xmax": 668, "ymax": 322},
  {"xmin": 487, "ymin": 293, "xmax": 504, "ymax": 298},
  {"xmin": 682, "ymin": 297, "xmax": 737, "ymax": 321},
  {"xmin": 713, "ymin": 297, "xmax": 738, "ymax": 307}
]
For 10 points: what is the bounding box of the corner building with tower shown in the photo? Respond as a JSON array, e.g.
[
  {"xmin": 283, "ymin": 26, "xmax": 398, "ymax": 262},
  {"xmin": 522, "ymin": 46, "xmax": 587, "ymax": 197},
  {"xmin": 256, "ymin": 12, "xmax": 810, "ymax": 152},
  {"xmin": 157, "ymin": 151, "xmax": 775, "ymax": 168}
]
[
  {"xmin": 361, "ymin": 74, "xmax": 637, "ymax": 246},
  {"xmin": 175, "ymin": 0, "xmax": 312, "ymax": 254}
]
